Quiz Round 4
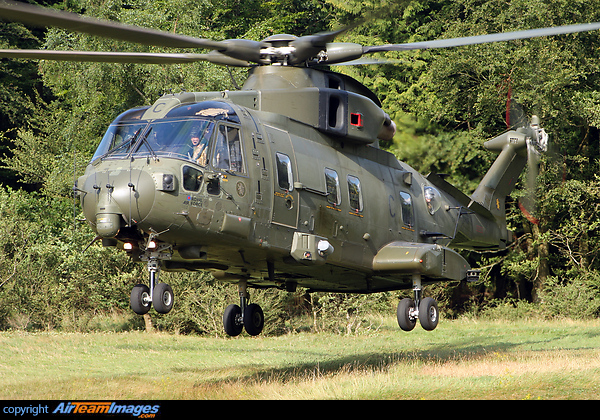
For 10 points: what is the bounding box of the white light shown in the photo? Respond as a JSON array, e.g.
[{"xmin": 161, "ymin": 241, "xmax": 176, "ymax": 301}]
[
  {"xmin": 317, "ymin": 240, "xmax": 334, "ymax": 257},
  {"xmin": 148, "ymin": 240, "xmax": 157, "ymax": 250},
  {"xmin": 124, "ymin": 242, "xmax": 133, "ymax": 251}
]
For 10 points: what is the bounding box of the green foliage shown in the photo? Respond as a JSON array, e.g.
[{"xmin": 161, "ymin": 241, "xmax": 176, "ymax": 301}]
[
  {"xmin": 151, "ymin": 272, "xmax": 298, "ymax": 337},
  {"xmin": 472, "ymin": 298, "xmax": 544, "ymax": 321},
  {"xmin": 539, "ymin": 273, "xmax": 600, "ymax": 319},
  {"xmin": 310, "ymin": 292, "xmax": 392, "ymax": 335},
  {"xmin": 1, "ymin": 0, "xmax": 600, "ymax": 334},
  {"xmin": 0, "ymin": 187, "xmax": 142, "ymax": 330},
  {"xmin": 391, "ymin": 114, "xmax": 491, "ymax": 191}
]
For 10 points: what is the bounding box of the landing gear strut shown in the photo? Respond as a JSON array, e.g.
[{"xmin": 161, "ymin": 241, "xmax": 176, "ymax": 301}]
[
  {"xmin": 223, "ymin": 279, "xmax": 264, "ymax": 337},
  {"xmin": 397, "ymin": 274, "xmax": 439, "ymax": 332},
  {"xmin": 130, "ymin": 240, "xmax": 174, "ymax": 315}
]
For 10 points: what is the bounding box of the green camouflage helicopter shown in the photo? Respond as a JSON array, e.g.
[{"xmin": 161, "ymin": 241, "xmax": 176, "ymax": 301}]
[{"xmin": 0, "ymin": 1, "xmax": 598, "ymax": 336}]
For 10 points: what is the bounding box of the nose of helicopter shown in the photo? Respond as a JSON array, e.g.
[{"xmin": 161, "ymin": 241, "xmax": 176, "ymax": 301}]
[{"xmin": 81, "ymin": 169, "xmax": 156, "ymax": 238}]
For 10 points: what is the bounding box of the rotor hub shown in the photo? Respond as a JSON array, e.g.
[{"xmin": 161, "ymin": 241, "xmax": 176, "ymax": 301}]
[{"xmin": 260, "ymin": 34, "xmax": 305, "ymax": 65}]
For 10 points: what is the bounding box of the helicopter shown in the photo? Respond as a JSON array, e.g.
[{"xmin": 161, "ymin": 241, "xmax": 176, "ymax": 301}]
[{"xmin": 0, "ymin": 1, "xmax": 598, "ymax": 336}]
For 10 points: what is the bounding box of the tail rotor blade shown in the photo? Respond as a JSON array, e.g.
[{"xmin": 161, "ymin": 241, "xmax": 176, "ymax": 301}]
[
  {"xmin": 519, "ymin": 116, "xmax": 548, "ymax": 225},
  {"xmin": 508, "ymin": 99, "xmax": 528, "ymax": 130}
]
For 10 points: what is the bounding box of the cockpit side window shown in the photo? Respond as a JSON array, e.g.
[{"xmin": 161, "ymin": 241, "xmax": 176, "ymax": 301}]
[
  {"xmin": 182, "ymin": 165, "xmax": 202, "ymax": 192},
  {"xmin": 212, "ymin": 124, "xmax": 244, "ymax": 173}
]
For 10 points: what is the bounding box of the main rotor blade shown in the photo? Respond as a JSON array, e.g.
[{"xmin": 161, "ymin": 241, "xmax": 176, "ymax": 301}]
[
  {"xmin": 329, "ymin": 57, "xmax": 403, "ymax": 66},
  {"xmin": 294, "ymin": 22, "xmax": 362, "ymax": 49},
  {"xmin": 364, "ymin": 22, "xmax": 600, "ymax": 53},
  {"xmin": 0, "ymin": 0, "xmax": 223, "ymax": 50},
  {"xmin": 0, "ymin": 49, "xmax": 250, "ymax": 66}
]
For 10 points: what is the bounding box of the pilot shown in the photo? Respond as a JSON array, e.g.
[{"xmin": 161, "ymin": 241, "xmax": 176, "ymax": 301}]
[{"xmin": 188, "ymin": 126, "xmax": 210, "ymax": 166}]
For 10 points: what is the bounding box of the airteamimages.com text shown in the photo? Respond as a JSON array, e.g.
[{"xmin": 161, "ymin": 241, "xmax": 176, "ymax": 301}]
[{"xmin": 2, "ymin": 402, "xmax": 161, "ymax": 418}]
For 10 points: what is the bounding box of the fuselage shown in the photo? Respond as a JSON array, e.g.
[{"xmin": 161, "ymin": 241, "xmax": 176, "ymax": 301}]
[{"xmin": 78, "ymin": 67, "xmax": 509, "ymax": 293}]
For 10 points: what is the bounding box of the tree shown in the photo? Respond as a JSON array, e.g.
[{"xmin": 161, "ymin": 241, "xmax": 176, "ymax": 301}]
[
  {"xmin": 328, "ymin": 0, "xmax": 600, "ymax": 312},
  {"xmin": 0, "ymin": 0, "xmax": 341, "ymax": 331},
  {"xmin": 2, "ymin": 0, "xmax": 600, "ymax": 331},
  {"xmin": 373, "ymin": 0, "xmax": 600, "ymax": 312}
]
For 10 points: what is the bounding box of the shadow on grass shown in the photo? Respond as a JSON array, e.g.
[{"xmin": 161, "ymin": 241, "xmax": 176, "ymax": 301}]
[
  {"xmin": 172, "ymin": 321, "xmax": 600, "ymax": 393},
  {"xmin": 171, "ymin": 331, "xmax": 573, "ymax": 389}
]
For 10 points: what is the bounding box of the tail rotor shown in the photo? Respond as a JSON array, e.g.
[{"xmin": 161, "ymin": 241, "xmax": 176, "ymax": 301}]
[{"xmin": 519, "ymin": 115, "xmax": 549, "ymax": 225}]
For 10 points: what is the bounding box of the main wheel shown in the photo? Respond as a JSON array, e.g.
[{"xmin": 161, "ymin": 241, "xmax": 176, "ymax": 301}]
[
  {"xmin": 153, "ymin": 283, "xmax": 174, "ymax": 314},
  {"xmin": 130, "ymin": 284, "xmax": 151, "ymax": 315},
  {"xmin": 397, "ymin": 298, "xmax": 416, "ymax": 331},
  {"xmin": 243, "ymin": 303, "xmax": 264, "ymax": 336},
  {"xmin": 223, "ymin": 304, "xmax": 244, "ymax": 337},
  {"xmin": 418, "ymin": 297, "xmax": 439, "ymax": 331}
]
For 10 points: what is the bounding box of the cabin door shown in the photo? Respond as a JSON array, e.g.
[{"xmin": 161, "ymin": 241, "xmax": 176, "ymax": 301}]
[{"xmin": 264, "ymin": 125, "xmax": 299, "ymax": 228}]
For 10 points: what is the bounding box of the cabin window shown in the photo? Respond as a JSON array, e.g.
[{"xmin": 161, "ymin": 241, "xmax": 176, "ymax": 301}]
[
  {"xmin": 347, "ymin": 175, "xmax": 363, "ymax": 212},
  {"xmin": 325, "ymin": 168, "xmax": 341, "ymax": 206},
  {"xmin": 212, "ymin": 124, "xmax": 244, "ymax": 173},
  {"xmin": 399, "ymin": 191, "xmax": 413, "ymax": 227},
  {"xmin": 182, "ymin": 165, "xmax": 202, "ymax": 192},
  {"xmin": 276, "ymin": 152, "xmax": 293, "ymax": 191}
]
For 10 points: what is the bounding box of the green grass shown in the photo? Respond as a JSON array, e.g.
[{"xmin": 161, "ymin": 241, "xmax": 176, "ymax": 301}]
[{"xmin": 1, "ymin": 318, "xmax": 600, "ymax": 399}]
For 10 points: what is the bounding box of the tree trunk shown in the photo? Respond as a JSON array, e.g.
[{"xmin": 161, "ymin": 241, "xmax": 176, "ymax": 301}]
[
  {"xmin": 531, "ymin": 223, "xmax": 550, "ymax": 303},
  {"xmin": 143, "ymin": 313, "xmax": 154, "ymax": 333}
]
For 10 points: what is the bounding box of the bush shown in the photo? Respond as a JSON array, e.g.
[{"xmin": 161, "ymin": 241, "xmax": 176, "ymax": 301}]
[
  {"xmin": 471, "ymin": 298, "xmax": 544, "ymax": 321},
  {"xmin": 0, "ymin": 187, "xmax": 141, "ymax": 330},
  {"xmin": 538, "ymin": 274, "xmax": 600, "ymax": 319},
  {"xmin": 309, "ymin": 292, "xmax": 392, "ymax": 335},
  {"xmin": 148, "ymin": 271, "xmax": 304, "ymax": 337}
]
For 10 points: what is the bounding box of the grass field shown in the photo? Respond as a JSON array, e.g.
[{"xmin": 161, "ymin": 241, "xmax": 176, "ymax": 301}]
[{"xmin": 1, "ymin": 317, "xmax": 599, "ymax": 400}]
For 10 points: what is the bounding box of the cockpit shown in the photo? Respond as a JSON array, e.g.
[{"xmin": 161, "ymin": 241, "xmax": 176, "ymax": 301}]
[{"xmin": 91, "ymin": 101, "xmax": 244, "ymax": 174}]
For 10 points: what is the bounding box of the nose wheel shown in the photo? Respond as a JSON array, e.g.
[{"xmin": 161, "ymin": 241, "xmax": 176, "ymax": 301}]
[
  {"xmin": 153, "ymin": 282, "xmax": 174, "ymax": 314},
  {"xmin": 397, "ymin": 274, "xmax": 439, "ymax": 332},
  {"xmin": 223, "ymin": 280, "xmax": 264, "ymax": 337},
  {"xmin": 130, "ymin": 244, "xmax": 175, "ymax": 315},
  {"xmin": 130, "ymin": 284, "xmax": 152, "ymax": 315}
]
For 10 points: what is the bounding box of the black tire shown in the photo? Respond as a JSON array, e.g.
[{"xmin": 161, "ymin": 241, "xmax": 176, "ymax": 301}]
[
  {"xmin": 130, "ymin": 284, "xmax": 151, "ymax": 315},
  {"xmin": 243, "ymin": 303, "xmax": 264, "ymax": 336},
  {"xmin": 418, "ymin": 297, "xmax": 439, "ymax": 331},
  {"xmin": 153, "ymin": 283, "xmax": 174, "ymax": 314},
  {"xmin": 397, "ymin": 298, "xmax": 416, "ymax": 331},
  {"xmin": 223, "ymin": 304, "xmax": 244, "ymax": 337}
]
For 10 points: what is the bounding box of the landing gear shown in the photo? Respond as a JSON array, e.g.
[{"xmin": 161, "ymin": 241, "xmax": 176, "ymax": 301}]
[
  {"xmin": 223, "ymin": 280, "xmax": 264, "ymax": 337},
  {"xmin": 223, "ymin": 304, "xmax": 244, "ymax": 336},
  {"xmin": 397, "ymin": 298, "xmax": 417, "ymax": 331},
  {"xmin": 418, "ymin": 297, "xmax": 439, "ymax": 331},
  {"xmin": 130, "ymin": 248, "xmax": 174, "ymax": 315},
  {"xmin": 244, "ymin": 303, "xmax": 265, "ymax": 336},
  {"xmin": 396, "ymin": 274, "xmax": 439, "ymax": 332},
  {"xmin": 130, "ymin": 284, "xmax": 151, "ymax": 315},
  {"xmin": 153, "ymin": 282, "xmax": 174, "ymax": 314}
]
